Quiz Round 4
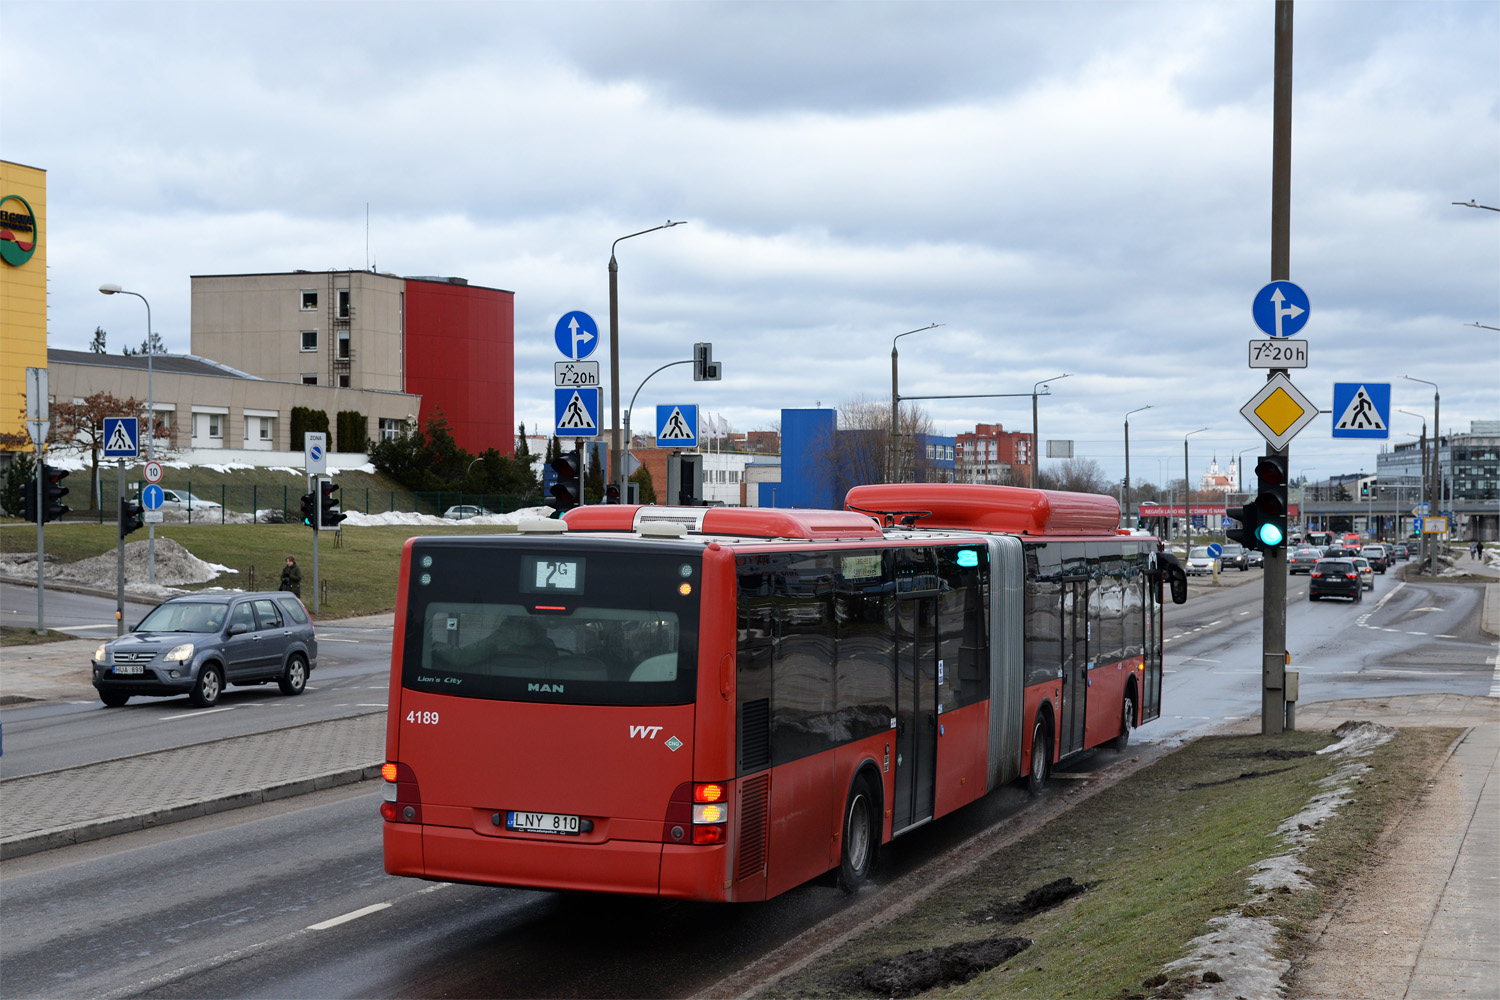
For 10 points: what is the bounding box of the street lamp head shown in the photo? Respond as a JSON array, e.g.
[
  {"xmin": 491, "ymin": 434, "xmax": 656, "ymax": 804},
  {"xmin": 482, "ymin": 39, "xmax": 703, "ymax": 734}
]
[{"xmin": 99, "ymin": 283, "xmax": 122, "ymax": 294}]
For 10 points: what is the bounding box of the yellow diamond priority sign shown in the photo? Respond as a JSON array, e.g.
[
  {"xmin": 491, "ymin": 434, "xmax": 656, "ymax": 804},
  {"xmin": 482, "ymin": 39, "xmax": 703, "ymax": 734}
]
[{"xmin": 1240, "ymin": 373, "xmax": 1318, "ymax": 449}]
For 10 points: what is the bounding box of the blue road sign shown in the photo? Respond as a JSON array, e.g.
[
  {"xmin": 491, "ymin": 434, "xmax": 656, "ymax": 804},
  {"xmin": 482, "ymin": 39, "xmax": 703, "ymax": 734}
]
[
  {"xmin": 554, "ymin": 311, "xmax": 600, "ymax": 361},
  {"xmin": 656, "ymin": 404, "xmax": 698, "ymax": 448},
  {"xmin": 1221, "ymin": 516, "xmax": 1232, "ymax": 529},
  {"xmin": 555, "ymin": 387, "xmax": 600, "ymax": 437},
  {"xmin": 1206, "ymin": 543, "xmax": 1223, "ymax": 558},
  {"xmin": 1252, "ymin": 281, "xmax": 1311, "ymax": 338},
  {"xmin": 1331, "ymin": 382, "xmax": 1391, "ymax": 439},
  {"xmin": 142, "ymin": 483, "xmax": 165, "ymax": 511},
  {"xmin": 103, "ymin": 417, "xmax": 139, "ymax": 458}
]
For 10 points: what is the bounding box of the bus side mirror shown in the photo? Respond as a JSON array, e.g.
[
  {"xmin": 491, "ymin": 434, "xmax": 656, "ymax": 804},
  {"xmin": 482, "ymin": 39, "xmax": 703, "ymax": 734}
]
[{"xmin": 1156, "ymin": 551, "xmax": 1189, "ymax": 605}]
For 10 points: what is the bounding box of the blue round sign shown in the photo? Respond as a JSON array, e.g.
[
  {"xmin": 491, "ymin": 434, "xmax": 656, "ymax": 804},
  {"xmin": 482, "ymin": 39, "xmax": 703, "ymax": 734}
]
[
  {"xmin": 1251, "ymin": 281, "xmax": 1310, "ymax": 338},
  {"xmin": 142, "ymin": 483, "xmax": 165, "ymax": 511},
  {"xmin": 1206, "ymin": 543, "xmax": 1223, "ymax": 558},
  {"xmin": 554, "ymin": 311, "xmax": 599, "ymax": 361}
]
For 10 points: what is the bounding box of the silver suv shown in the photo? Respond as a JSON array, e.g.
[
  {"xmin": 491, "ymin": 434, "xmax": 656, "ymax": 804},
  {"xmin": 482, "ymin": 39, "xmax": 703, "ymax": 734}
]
[{"xmin": 92, "ymin": 592, "xmax": 317, "ymax": 708}]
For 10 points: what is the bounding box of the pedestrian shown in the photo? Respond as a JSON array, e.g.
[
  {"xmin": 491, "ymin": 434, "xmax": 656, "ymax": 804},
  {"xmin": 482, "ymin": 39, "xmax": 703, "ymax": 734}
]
[
  {"xmin": 1473, "ymin": 540, "xmax": 1483, "ymax": 561},
  {"xmin": 280, "ymin": 556, "xmax": 302, "ymax": 597}
]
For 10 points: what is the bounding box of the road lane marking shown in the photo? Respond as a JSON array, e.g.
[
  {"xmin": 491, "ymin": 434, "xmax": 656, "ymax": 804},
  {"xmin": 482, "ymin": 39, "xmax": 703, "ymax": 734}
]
[
  {"xmin": 1436, "ymin": 634, "xmax": 1458, "ymax": 639},
  {"xmin": 357, "ymin": 703, "xmax": 387, "ymax": 707},
  {"xmin": 160, "ymin": 706, "xmax": 234, "ymax": 720},
  {"xmin": 307, "ymin": 902, "xmax": 392, "ymax": 931}
]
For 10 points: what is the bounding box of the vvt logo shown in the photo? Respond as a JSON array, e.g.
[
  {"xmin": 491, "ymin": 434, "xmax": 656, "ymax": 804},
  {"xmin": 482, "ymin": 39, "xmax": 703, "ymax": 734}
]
[{"xmin": 629, "ymin": 725, "xmax": 664, "ymax": 739}]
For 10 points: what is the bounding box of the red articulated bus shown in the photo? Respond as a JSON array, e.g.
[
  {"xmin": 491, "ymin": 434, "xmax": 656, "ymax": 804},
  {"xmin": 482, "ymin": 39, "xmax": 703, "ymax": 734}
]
[{"xmin": 382, "ymin": 483, "xmax": 1188, "ymax": 901}]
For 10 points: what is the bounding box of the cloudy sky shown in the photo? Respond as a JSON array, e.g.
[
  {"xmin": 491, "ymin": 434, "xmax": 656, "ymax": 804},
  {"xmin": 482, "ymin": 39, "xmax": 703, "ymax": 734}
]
[{"xmin": 8, "ymin": 1, "xmax": 1497, "ymax": 488}]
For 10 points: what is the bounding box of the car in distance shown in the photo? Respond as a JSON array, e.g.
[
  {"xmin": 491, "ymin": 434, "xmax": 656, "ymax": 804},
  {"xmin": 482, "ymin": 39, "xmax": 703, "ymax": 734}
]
[
  {"xmin": 1361, "ymin": 544, "xmax": 1390, "ymax": 573},
  {"xmin": 1185, "ymin": 546, "xmax": 1218, "ymax": 576},
  {"xmin": 92, "ymin": 591, "xmax": 316, "ymax": 708},
  {"xmin": 1219, "ymin": 543, "xmax": 1249, "ymax": 571},
  {"xmin": 1288, "ymin": 546, "xmax": 1323, "ymax": 574},
  {"xmin": 1391, "ymin": 541, "xmax": 1410, "ymax": 561},
  {"xmin": 1352, "ymin": 556, "xmax": 1375, "ymax": 590},
  {"xmin": 1247, "ymin": 548, "xmax": 1264, "ymax": 568},
  {"xmin": 442, "ymin": 505, "xmax": 493, "ymax": 520},
  {"xmin": 146, "ymin": 488, "xmax": 222, "ymax": 510},
  {"xmin": 1309, "ymin": 558, "xmax": 1362, "ymax": 602}
]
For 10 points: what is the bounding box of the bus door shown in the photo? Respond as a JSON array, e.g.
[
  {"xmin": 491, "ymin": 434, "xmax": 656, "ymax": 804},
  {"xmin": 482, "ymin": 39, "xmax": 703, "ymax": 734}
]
[
  {"xmin": 893, "ymin": 593, "xmax": 939, "ymax": 832},
  {"xmin": 1059, "ymin": 578, "xmax": 1090, "ymax": 757}
]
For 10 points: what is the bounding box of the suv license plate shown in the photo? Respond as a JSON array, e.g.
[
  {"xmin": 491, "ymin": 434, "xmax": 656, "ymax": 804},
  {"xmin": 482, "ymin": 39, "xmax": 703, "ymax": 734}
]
[
  {"xmin": 507, "ymin": 811, "xmax": 581, "ymax": 835},
  {"xmin": 113, "ymin": 664, "xmax": 144, "ymax": 675}
]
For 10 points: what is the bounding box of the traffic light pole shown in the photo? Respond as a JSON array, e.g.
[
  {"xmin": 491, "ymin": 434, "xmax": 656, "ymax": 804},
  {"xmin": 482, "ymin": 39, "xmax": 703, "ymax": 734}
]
[
  {"xmin": 1263, "ymin": 0, "xmax": 1293, "ymax": 735},
  {"xmin": 312, "ymin": 474, "xmax": 321, "ymax": 615},
  {"xmin": 35, "ymin": 463, "xmax": 44, "ymax": 636}
]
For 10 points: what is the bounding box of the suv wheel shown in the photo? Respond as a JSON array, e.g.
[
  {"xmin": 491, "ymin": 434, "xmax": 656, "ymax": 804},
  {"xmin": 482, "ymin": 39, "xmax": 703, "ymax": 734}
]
[
  {"xmin": 279, "ymin": 655, "xmax": 308, "ymax": 696},
  {"xmin": 190, "ymin": 664, "xmax": 223, "ymax": 707}
]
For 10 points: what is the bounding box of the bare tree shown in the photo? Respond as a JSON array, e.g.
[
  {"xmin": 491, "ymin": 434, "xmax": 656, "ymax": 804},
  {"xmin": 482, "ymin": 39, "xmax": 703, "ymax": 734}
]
[
  {"xmin": 1037, "ymin": 457, "xmax": 1110, "ymax": 495},
  {"xmin": 50, "ymin": 392, "xmax": 174, "ymax": 507},
  {"xmin": 813, "ymin": 395, "xmax": 934, "ymax": 502}
]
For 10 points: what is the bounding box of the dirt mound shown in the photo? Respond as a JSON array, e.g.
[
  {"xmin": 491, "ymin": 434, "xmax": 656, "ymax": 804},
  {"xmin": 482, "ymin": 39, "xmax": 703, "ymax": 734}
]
[
  {"xmin": 967, "ymin": 876, "xmax": 1090, "ymax": 925},
  {"xmin": 857, "ymin": 936, "xmax": 1031, "ymax": 997}
]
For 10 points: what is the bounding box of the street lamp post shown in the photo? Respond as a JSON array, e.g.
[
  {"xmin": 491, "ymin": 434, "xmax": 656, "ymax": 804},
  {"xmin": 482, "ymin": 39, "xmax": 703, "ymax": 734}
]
[
  {"xmin": 99, "ymin": 283, "xmax": 156, "ymax": 585},
  {"xmin": 609, "ymin": 221, "xmax": 685, "ymax": 497},
  {"xmin": 1031, "ymin": 373, "xmax": 1071, "ymax": 488},
  {"xmin": 1402, "ymin": 376, "xmax": 1440, "ymax": 571},
  {"xmin": 889, "ymin": 323, "xmax": 942, "ymax": 482},
  {"xmin": 1122, "ymin": 405, "xmax": 1151, "ymax": 524},
  {"xmin": 1183, "ymin": 427, "xmax": 1208, "ymax": 544},
  {"xmin": 1398, "ymin": 407, "xmax": 1430, "ymax": 568}
]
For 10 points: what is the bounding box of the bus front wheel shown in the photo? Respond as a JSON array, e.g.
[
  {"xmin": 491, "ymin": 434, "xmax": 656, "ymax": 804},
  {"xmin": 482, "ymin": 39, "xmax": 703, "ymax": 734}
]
[
  {"xmin": 1027, "ymin": 717, "xmax": 1051, "ymax": 796},
  {"xmin": 1110, "ymin": 688, "xmax": 1135, "ymax": 752},
  {"xmin": 838, "ymin": 775, "xmax": 879, "ymax": 893}
]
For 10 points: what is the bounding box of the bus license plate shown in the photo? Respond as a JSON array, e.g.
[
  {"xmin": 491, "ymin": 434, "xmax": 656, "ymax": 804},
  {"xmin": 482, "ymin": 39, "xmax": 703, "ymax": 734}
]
[
  {"xmin": 507, "ymin": 810, "xmax": 581, "ymax": 835},
  {"xmin": 113, "ymin": 665, "xmax": 144, "ymax": 675}
]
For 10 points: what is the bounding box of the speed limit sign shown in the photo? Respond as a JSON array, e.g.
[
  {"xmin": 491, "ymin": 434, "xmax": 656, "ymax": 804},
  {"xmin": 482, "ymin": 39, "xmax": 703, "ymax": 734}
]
[{"xmin": 144, "ymin": 461, "xmax": 164, "ymax": 484}]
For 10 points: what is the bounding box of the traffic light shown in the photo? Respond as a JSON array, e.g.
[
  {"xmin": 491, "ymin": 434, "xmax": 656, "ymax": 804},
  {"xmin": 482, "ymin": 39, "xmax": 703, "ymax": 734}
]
[
  {"xmin": 20, "ymin": 477, "xmax": 38, "ymax": 523},
  {"xmin": 1225, "ymin": 501, "xmax": 1260, "ymax": 550},
  {"xmin": 299, "ymin": 490, "xmax": 317, "ymax": 528},
  {"xmin": 119, "ymin": 496, "xmax": 145, "ymax": 538},
  {"xmin": 693, "ymin": 342, "xmax": 722, "ymax": 381},
  {"xmin": 319, "ymin": 479, "xmax": 346, "ymax": 529},
  {"xmin": 547, "ymin": 452, "xmax": 582, "ymax": 515},
  {"xmin": 604, "ymin": 483, "xmax": 621, "ymax": 504},
  {"xmin": 1251, "ymin": 454, "xmax": 1289, "ymax": 550},
  {"xmin": 1360, "ymin": 481, "xmax": 1370, "ymax": 499},
  {"xmin": 40, "ymin": 465, "xmax": 70, "ymax": 523}
]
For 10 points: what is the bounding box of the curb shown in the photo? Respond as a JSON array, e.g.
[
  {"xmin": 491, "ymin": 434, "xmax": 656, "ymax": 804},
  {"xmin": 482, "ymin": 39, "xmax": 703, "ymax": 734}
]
[{"xmin": 0, "ymin": 764, "xmax": 382, "ymax": 860}]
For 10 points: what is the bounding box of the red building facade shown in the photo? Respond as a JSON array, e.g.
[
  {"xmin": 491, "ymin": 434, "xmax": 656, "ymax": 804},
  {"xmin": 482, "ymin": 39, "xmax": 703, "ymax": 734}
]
[{"xmin": 403, "ymin": 278, "xmax": 515, "ymax": 455}]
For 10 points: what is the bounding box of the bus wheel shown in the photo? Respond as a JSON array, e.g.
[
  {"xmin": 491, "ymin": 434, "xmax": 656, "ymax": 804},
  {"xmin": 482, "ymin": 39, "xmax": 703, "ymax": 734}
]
[
  {"xmin": 1110, "ymin": 689, "xmax": 1135, "ymax": 752},
  {"xmin": 1027, "ymin": 717, "xmax": 1052, "ymax": 796},
  {"xmin": 838, "ymin": 775, "xmax": 878, "ymax": 893}
]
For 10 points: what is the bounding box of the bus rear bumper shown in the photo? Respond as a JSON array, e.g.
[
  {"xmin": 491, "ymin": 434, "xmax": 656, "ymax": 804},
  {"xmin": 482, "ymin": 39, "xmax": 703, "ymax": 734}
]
[{"xmin": 386, "ymin": 825, "xmax": 728, "ymax": 899}]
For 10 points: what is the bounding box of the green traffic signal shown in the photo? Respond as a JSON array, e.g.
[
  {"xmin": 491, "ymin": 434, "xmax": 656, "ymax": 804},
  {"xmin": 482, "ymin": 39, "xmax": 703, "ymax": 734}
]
[{"xmin": 1255, "ymin": 521, "xmax": 1285, "ymax": 547}]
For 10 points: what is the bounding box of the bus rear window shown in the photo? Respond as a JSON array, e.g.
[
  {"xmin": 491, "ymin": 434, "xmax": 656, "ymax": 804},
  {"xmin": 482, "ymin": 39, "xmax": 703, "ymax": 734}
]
[{"xmin": 402, "ymin": 541, "xmax": 699, "ymax": 706}]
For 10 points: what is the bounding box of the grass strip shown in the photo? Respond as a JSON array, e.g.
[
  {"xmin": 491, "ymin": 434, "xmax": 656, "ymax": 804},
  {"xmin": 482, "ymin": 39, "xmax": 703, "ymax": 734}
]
[
  {"xmin": 757, "ymin": 727, "xmax": 1456, "ymax": 1000},
  {"xmin": 1, "ymin": 626, "xmax": 78, "ymax": 647}
]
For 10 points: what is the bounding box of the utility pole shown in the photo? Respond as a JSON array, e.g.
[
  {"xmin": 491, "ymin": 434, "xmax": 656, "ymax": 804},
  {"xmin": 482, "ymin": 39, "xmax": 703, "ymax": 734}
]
[{"xmin": 1262, "ymin": 0, "xmax": 1294, "ymax": 735}]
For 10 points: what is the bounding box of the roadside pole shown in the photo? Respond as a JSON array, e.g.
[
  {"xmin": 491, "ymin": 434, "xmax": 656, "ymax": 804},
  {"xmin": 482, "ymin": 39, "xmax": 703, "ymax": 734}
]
[
  {"xmin": 116, "ymin": 459, "xmax": 126, "ymax": 636},
  {"xmin": 1262, "ymin": 0, "xmax": 1293, "ymax": 735},
  {"xmin": 312, "ymin": 474, "xmax": 322, "ymax": 615},
  {"xmin": 35, "ymin": 463, "xmax": 44, "ymax": 635}
]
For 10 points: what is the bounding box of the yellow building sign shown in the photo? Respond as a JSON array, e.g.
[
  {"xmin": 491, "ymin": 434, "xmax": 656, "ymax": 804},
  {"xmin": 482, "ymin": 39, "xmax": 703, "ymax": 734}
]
[{"xmin": 1, "ymin": 160, "xmax": 48, "ymax": 450}]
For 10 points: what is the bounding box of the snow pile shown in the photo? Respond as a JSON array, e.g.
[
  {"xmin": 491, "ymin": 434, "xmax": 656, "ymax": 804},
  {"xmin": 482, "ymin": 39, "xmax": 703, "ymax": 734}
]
[
  {"xmin": 1162, "ymin": 722, "xmax": 1397, "ymax": 999},
  {"xmin": 0, "ymin": 538, "xmax": 239, "ymax": 600},
  {"xmin": 341, "ymin": 506, "xmax": 553, "ymax": 527}
]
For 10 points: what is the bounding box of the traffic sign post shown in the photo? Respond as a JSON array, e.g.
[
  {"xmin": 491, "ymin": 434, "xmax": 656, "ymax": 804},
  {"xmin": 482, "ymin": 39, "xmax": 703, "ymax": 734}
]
[
  {"xmin": 1251, "ymin": 280, "xmax": 1310, "ymax": 338},
  {"xmin": 103, "ymin": 417, "xmax": 139, "ymax": 459},
  {"xmin": 1240, "ymin": 373, "xmax": 1318, "ymax": 450},
  {"xmin": 1248, "ymin": 339, "xmax": 1308, "ymax": 368},
  {"xmin": 555, "ymin": 387, "xmax": 600, "ymax": 437},
  {"xmin": 656, "ymin": 404, "xmax": 699, "ymax": 448},
  {"xmin": 554, "ymin": 311, "xmax": 599, "ymax": 361},
  {"xmin": 143, "ymin": 461, "xmax": 163, "ymax": 484},
  {"xmin": 555, "ymin": 361, "xmax": 600, "ymax": 388}
]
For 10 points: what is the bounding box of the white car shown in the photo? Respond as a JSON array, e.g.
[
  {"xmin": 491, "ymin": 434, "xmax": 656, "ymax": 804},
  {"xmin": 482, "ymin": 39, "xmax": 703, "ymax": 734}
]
[
  {"xmin": 146, "ymin": 489, "xmax": 222, "ymax": 510},
  {"xmin": 1185, "ymin": 546, "xmax": 1218, "ymax": 576},
  {"xmin": 442, "ymin": 505, "xmax": 492, "ymax": 520}
]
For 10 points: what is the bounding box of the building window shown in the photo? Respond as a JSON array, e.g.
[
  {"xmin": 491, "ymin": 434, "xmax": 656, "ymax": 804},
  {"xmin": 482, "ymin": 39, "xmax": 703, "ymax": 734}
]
[
  {"xmin": 301, "ymin": 330, "xmax": 318, "ymax": 352},
  {"xmin": 259, "ymin": 417, "xmax": 272, "ymax": 441},
  {"xmin": 302, "ymin": 374, "xmax": 318, "ymax": 386},
  {"xmin": 379, "ymin": 418, "xmax": 402, "ymax": 442},
  {"xmin": 301, "ymin": 290, "xmax": 317, "ymax": 311},
  {"xmin": 337, "ymin": 289, "xmax": 351, "ymax": 319},
  {"xmin": 208, "ymin": 414, "xmax": 223, "ymax": 439},
  {"xmin": 338, "ymin": 329, "xmax": 350, "ymax": 359},
  {"xmin": 338, "ymin": 374, "xmax": 351, "ymax": 388}
]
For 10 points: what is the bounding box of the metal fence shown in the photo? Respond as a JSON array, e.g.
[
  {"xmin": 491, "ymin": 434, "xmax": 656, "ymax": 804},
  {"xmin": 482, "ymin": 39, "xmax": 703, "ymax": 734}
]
[{"xmin": 74, "ymin": 482, "xmax": 543, "ymax": 524}]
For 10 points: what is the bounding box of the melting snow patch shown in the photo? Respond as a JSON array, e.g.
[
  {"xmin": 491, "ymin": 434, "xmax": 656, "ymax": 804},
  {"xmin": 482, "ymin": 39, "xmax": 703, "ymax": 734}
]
[{"xmin": 1158, "ymin": 722, "xmax": 1396, "ymax": 998}]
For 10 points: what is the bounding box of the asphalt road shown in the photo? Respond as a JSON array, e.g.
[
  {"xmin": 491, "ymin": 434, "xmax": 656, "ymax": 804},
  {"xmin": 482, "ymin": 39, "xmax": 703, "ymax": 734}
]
[{"xmin": 1, "ymin": 567, "xmax": 1493, "ymax": 998}]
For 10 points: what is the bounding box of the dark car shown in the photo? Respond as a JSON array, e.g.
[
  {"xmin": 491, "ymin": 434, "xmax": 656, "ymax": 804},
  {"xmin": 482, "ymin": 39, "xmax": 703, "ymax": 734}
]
[
  {"xmin": 1391, "ymin": 542, "xmax": 1410, "ymax": 561},
  {"xmin": 1309, "ymin": 559, "xmax": 1362, "ymax": 602},
  {"xmin": 1361, "ymin": 544, "xmax": 1390, "ymax": 573},
  {"xmin": 1219, "ymin": 543, "xmax": 1249, "ymax": 571},
  {"xmin": 1288, "ymin": 546, "xmax": 1323, "ymax": 574},
  {"xmin": 92, "ymin": 591, "xmax": 317, "ymax": 708}
]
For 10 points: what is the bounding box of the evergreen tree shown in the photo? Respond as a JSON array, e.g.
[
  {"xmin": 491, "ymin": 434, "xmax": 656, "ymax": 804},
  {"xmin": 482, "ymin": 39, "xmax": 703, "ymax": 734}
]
[
  {"xmin": 1, "ymin": 452, "xmax": 38, "ymax": 516},
  {"xmin": 89, "ymin": 326, "xmax": 107, "ymax": 353}
]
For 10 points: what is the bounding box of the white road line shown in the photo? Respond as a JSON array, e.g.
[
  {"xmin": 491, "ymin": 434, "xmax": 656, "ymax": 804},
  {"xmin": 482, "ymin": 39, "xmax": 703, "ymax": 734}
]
[
  {"xmin": 356, "ymin": 703, "xmax": 387, "ymax": 708},
  {"xmin": 1406, "ymin": 632, "xmax": 1428, "ymax": 636},
  {"xmin": 307, "ymin": 902, "xmax": 392, "ymax": 931},
  {"xmin": 161, "ymin": 706, "xmax": 234, "ymax": 720},
  {"xmin": 1436, "ymin": 634, "xmax": 1458, "ymax": 639},
  {"xmin": 317, "ymin": 637, "xmax": 361, "ymax": 643},
  {"xmin": 1490, "ymin": 645, "xmax": 1500, "ymax": 699}
]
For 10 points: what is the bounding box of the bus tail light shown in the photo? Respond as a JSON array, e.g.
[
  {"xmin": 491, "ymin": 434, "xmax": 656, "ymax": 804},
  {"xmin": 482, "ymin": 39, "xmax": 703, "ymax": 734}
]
[
  {"xmin": 381, "ymin": 760, "xmax": 422, "ymax": 824},
  {"xmin": 663, "ymin": 782, "xmax": 730, "ymax": 844}
]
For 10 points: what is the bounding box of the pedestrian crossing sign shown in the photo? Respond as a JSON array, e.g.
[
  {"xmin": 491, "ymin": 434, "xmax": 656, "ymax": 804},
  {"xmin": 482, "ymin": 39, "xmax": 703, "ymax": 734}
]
[
  {"xmin": 554, "ymin": 387, "xmax": 599, "ymax": 437},
  {"xmin": 656, "ymin": 404, "xmax": 698, "ymax": 448},
  {"xmin": 103, "ymin": 416, "xmax": 139, "ymax": 458},
  {"xmin": 1330, "ymin": 382, "xmax": 1390, "ymax": 439}
]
